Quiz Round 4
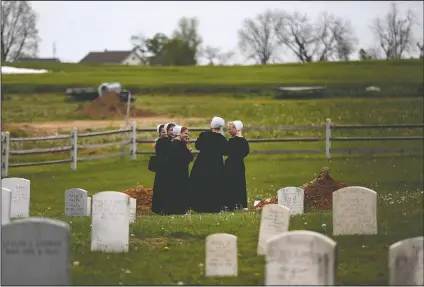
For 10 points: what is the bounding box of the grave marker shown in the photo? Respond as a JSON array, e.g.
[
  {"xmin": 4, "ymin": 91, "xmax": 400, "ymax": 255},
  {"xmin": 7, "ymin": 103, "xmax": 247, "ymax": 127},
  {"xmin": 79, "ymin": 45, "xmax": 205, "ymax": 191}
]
[
  {"xmin": 257, "ymin": 204, "xmax": 290, "ymax": 255},
  {"xmin": 265, "ymin": 230, "xmax": 336, "ymax": 285},
  {"xmin": 2, "ymin": 177, "xmax": 30, "ymax": 218},
  {"xmin": 1, "ymin": 217, "xmax": 72, "ymax": 285},
  {"xmin": 65, "ymin": 188, "xmax": 88, "ymax": 216},
  {"xmin": 91, "ymin": 191, "xmax": 130, "ymax": 252},
  {"xmin": 87, "ymin": 197, "xmax": 91, "ymax": 215},
  {"xmin": 2, "ymin": 187, "xmax": 12, "ymax": 224},
  {"xmin": 277, "ymin": 186, "xmax": 304, "ymax": 215},
  {"xmin": 333, "ymin": 186, "xmax": 377, "ymax": 235},
  {"xmin": 205, "ymin": 233, "xmax": 238, "ymax": 277},
  {"xmin": 129, "ymin": 197, "xmax": 136, "ymax": 223}
]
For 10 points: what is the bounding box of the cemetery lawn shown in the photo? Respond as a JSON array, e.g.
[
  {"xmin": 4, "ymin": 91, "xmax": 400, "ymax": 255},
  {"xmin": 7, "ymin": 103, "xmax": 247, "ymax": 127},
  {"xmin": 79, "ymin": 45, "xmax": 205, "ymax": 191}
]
[{"xmin": 9, "ymin": 154, "xmax": 424, "ymax": 285}]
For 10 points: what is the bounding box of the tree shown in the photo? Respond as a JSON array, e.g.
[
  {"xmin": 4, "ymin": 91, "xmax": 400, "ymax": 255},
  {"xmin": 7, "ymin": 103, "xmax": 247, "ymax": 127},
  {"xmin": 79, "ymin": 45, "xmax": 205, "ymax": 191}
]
[
  {"xmin": 217, "ymin": 50, "xmax": 235, "ymax": 65},
  {"xmin": 172, "ymin": 17, "xmax": 202, "ymax": 64},
  {"xmin": 1, "ymin": 1, "xmax": 40, "ymax": 62},
  {"xmin": 202, "ymin": 45, "xmax": 221, "ymax": 65},
  {"xmin": 417, "ymin": 41, "xmax": 423, "ymax": 59},
  {"xmin": 238, "ymin": 10, "xmax": 280, "ymax": 65},
  {"xmin": 273, "ymin": 10, "xmax": 357, "ymax": 63},
  {"xmin": 370, "ymin": 2, "xmax": 416, "ymax": 59}
]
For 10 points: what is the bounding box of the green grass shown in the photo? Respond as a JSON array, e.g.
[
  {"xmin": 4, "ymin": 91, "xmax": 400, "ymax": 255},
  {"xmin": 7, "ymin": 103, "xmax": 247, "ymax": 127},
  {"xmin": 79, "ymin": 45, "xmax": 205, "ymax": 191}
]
[
  {"xmin": 2, "ymin": 59, "xmax": 423, "ymax": 95},
  {"xmin": 2, "ymin": 92, "xmax": 424, "ymax": 285}
]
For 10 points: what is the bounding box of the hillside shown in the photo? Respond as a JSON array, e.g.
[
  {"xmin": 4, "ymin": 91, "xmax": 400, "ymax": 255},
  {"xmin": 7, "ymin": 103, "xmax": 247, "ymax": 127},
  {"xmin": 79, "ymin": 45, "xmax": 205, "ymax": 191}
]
[{"xmin": 2, "ymin": 59, "xmax": 423, "ymax": 95}]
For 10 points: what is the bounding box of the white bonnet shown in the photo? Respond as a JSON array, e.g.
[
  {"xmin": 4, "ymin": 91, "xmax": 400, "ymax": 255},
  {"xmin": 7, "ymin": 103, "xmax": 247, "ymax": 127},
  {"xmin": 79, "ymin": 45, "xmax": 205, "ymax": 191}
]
[
  {"xmin": 164, "ymin": 122, "xmax": 177, "ymax": 132},
  {"xmin": 210, "ymin": 116, "xmax": 225, "ymax": 129},
  {"xmin": 156, "ymin": 124, "xmax": 163, "ymax": 133},
  {"xmin": 233, "ymin": 120, "xmax": 243, "ymax": 131},
  {"xmin": 173, "ymin": 125, "xmax": 182, "ymax": 136}
]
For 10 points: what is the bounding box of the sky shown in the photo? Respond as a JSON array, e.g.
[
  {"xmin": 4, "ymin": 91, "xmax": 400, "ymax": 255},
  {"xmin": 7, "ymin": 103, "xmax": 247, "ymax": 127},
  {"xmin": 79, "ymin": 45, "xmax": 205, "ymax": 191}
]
[{"xmin": 31, "ymin": 1, "xmax": 424, "ymax": 65}]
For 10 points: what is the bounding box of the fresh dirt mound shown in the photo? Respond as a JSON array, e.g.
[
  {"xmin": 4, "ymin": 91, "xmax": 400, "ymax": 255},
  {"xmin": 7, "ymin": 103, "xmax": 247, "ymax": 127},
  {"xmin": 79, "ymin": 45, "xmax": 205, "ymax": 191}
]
[
  {"xmin": 251, "ymin": 167, "xmax": 348, "ymax": 212},
  {"xmin": 123, "ymin": 186, "xmax": 153, "ymax": 213},
  {"xmin": 82, "ymin": 92, "xmax": 155, "ymax": 119}
]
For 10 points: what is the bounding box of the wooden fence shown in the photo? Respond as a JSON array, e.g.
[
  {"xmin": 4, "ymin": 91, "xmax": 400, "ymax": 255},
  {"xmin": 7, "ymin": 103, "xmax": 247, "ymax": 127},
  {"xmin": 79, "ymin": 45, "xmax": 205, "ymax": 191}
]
[{"xmin": 1, "ymin": 119, "xmax": 423, "ymax": 177}]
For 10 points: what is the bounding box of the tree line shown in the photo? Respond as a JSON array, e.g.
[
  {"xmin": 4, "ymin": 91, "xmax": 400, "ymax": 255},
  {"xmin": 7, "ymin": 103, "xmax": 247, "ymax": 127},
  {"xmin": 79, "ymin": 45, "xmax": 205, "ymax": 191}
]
[{"xmin": 1, "ymin": 1, "xmax": 423, "ymax": 64}]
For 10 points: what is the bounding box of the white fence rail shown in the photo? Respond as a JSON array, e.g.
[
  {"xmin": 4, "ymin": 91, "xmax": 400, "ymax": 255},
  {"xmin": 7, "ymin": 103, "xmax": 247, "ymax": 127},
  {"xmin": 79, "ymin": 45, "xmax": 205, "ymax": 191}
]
[{"xmin": 1, "ymin": 119, "xmax": 423, "ymax": 177}]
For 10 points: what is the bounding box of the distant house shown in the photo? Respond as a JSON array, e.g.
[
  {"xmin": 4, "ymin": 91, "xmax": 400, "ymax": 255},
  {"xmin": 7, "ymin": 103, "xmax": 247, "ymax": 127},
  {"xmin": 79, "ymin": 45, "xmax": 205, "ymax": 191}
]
[
  {"xmin": 17, "ymin": 57, "xmax": 61, "ymax": 63},
  {"xmin": 79, "ymin": 48, "xmax": 144, "ymax": 65}
]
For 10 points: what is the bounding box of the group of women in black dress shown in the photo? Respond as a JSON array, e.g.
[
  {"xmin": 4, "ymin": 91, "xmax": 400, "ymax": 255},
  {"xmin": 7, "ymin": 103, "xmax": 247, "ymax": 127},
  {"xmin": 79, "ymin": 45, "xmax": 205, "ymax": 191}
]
[{"xmin": 151, "ymin": 116, "xmax": 250, "ymax": 215}]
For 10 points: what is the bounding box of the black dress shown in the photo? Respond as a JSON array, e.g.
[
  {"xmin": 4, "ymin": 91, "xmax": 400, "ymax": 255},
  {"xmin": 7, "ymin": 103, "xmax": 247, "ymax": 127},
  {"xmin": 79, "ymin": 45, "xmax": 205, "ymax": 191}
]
[
  {"xmin": 151, "ymin": 137, "xmax": 171, "ymax": 214},
  {"xmin": 161, "ymin": 139, "xmax": 194, "ymax": 215},
  {"xmin": 224, "ymin": 136, "xmax": 250, "ymax": 210},
  {"xmin": 189, "ymin": 130, "xmax": 228, "ymax": 213}
]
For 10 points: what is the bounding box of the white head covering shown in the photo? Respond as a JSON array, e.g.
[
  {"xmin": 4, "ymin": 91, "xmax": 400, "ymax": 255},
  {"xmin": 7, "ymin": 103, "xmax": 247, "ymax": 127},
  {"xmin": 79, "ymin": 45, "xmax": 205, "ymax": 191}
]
[
  {"xmin": 233, "ymin": 120, "xmax": 243, "ymax": 131},
  {"xmin": 210, "ymin": 116, "xmax": 225, "ymax": 129},
  {"xmin": 173, "ymin": 125, "xmax": 182, "ymax": 136},
  {"xmin": 156, "ymin": 124, "xmax": 163, "ymax": 133},
  {"xmin": 164, "ymin": 122, "xmax": 177, "ymax": 132}
]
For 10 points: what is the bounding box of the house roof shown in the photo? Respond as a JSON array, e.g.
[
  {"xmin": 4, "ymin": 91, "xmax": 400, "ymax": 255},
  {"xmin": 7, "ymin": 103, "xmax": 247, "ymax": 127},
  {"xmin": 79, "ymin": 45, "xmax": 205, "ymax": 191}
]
[{"xmin": 79, "ymin": 49, "xmax": 140, "ymax": 64}]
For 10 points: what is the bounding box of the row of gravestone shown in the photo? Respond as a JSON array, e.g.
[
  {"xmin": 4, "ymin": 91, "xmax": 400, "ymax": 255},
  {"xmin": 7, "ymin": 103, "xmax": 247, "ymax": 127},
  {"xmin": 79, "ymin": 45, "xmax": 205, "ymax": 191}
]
[{"xmin": 2, "ymin": 217, "xmax": 422, "ymax": 285}]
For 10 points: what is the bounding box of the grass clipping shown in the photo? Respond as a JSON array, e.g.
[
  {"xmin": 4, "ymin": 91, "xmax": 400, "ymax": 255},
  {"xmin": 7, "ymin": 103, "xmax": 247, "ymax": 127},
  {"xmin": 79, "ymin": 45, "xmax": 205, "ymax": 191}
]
[
  {"xmin": 252, "ymin": 167, "xmax": 348, "ymax": 212},
  {"xmin": 82, "ymin": 91, "xmax": 155, "ymax": 119},
  {"xmin": 123, "ymin": 186, "xmax": 153, "ymax": 213}
]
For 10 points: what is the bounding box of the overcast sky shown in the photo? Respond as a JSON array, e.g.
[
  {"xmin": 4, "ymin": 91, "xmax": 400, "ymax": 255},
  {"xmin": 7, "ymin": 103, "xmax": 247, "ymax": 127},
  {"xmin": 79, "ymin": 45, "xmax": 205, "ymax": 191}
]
[{"xmin": 31, "ymin": 1, "xmax": 423, "ymax": 64}]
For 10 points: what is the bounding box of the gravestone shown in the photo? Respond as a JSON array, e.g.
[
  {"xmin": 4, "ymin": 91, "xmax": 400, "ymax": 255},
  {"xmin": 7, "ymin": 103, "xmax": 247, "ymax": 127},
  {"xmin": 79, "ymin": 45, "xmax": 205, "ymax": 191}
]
[
  {"xmin": 91, "ymin": 191, "xmax": 130, "ymax": 252},
  {"xmin": 2, "ymin": 177, "xmax": 30, "ymax": 218},
  {"xmin": 2, "ymin": 187, "xmax": 12, "ymax": 224},
  {"xmin": 87, "ymin": 197, "xmax": 91, "ymax": 215},
  {"xmin": 265, "ymin": 230, "xmax": 336, "ymax": 285},
  {"xmin": 1, "ymin": 217, "xmax": 72, "ymax": 285},
  {"xmin": 333, "ymin": 186, "xmax": 377, "ymax": 235},
  {"xmin": 129, "ymin": 197, "xmax": 136, "ymax": 223},
  {"xmin": 64, "ymin": 188, "xmax": 88, "ymax": 216},
  {"xmin": 205, "ymin": 233, "xmax": 238, "ymax": 277},
  {"xmin": 389, "ymin": 236, "xmax": 423, "ymax": 286},
  {"xmin": 257, "ymin": 204, "xmax": 290, "ymax": 255},
  {"xmin": 277, "ymin": 187, "xmax": 304, "ymax": 215}
]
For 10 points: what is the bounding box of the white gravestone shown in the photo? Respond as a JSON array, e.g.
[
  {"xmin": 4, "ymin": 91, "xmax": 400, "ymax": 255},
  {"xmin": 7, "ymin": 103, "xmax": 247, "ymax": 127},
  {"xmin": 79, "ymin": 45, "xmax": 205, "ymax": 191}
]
[
  {"xmin": 205, "ymin": 233, "xmax": 238, "ymax": 277},
  {"xmin": 277, "ymin": 187, "xmax": 304, "ymax": 215},
  {"xmin": 257, "ymin": 204, "xmax": 290, "ymax": 255},
  {"xmin": 129, "ymin": 197, "xmax": 136, "ymax": 223},
  {"xmin": 65, "ymin": 188, "xmax": 88, "ymax": 216},
  {"xmin": 87, "ymin": 197, "xmax": 91, "ymax": 215},
  {"xmin": 2, "ymin": 187, "xmax": 12, "ymax": 224},
  {"xmin": 265, "ymin": 230, "xmax": 336, "ymax": 286},
  {"xmin": 2, "ymin": 177, "xmax": 30, "ymax": 218},
  {"xmin": 389, "ymin": 236, "xmax": 423, "ymax": 286},
  {"xmin": 91, "ymin": 191, "xmax": 130, "ymax": 252},
  {"xmin": 1, "ymin": 217, "xmax": 72, "ymax": 285},
  {"xmin": 333, "ymin": 186, "xmax": 377, "ymax": 235}
]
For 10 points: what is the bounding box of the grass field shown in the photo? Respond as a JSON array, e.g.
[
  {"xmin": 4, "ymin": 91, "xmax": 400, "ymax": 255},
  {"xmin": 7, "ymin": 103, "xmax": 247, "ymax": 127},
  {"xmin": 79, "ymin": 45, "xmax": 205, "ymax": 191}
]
[
  {"xmin": 2, "ymin": 59, "xmax": 424, "ymax": 95},
  {"xmin": 3, "ymin": 91, "xmax": 424, "ymax": 285}
]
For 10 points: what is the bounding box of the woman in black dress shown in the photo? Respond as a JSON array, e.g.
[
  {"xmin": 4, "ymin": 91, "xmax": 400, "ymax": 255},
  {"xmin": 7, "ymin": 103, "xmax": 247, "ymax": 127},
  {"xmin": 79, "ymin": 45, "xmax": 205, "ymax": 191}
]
[
  {"xmin": 189, "ymin": 116, "xmax": 228, "ymax": 213},
  {"xmin": 162, "ymin": 125, "xmax": 194, "ymax": 215},
  {"xmin": 224, "ymin": 120, "xmax": 250, "ymax": 210},
  {"xmin": 151, "ymin": 122, "xmax": 176, "ymax": 214}
]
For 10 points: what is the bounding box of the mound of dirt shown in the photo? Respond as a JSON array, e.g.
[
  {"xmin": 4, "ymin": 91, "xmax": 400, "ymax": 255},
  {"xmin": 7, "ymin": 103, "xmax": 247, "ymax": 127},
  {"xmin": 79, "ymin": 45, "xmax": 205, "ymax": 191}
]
[
  {"xmin": 123, "ymin": 186, "xmax": 153, "ymax": 213},
  {"xmin": 82, "ymin": 92, "xmax": 155, "ymax": 119},
  {"xmin": 251, "ymin": 167, "xmax": 348, "ymax": 212}
]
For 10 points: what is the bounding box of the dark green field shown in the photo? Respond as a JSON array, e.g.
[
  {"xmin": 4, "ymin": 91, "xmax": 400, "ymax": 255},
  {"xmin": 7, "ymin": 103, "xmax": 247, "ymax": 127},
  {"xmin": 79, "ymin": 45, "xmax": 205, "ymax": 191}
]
[{"xmin": 2, "ymin": 60, "xmax": 423, "ymax": 285}]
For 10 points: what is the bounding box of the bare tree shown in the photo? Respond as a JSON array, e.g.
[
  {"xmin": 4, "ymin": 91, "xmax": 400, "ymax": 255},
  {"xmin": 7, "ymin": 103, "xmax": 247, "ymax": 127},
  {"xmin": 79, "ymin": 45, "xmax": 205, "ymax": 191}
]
[
  {"xmin": 417, "ymin": 41, "xmax": 423, "ymax": 59},
  {"xmin": 370, "ymin": 2, "xmax": 416, "ymax": 59},
  {"xmin": 1, "ymin": 1, "xmax": 39, "ymax": 62},
  {"xmin": 238, "ymin": 10, "xmax": 280, "ymax": 64},
  {"xmin": 217, "ymin": 50, "xmax": 235, "ymax": 65},
  {"xmin": 201, "ymin": 45, "xmax": 221, "ymax": 65}
]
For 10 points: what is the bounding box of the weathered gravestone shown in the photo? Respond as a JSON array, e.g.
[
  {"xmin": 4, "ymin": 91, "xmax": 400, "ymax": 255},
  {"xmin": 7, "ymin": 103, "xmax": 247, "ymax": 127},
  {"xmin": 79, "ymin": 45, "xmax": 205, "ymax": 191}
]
[
  {"xmin": 129, "ymin": 197, "xmax": 136, "ymax": 223},
  {"xmin": 333, "ymin": 186, "xmax": 377, "ymax": 236},
  {"xmin": 1, "ymin": 217, "xmax": 72, "ymax": 285},
  {"xmin": 265, "ymin": 230, "xmax": 336, "ymax": 285},
  {"xmin": 205, "ymin": 233, "xmax": 238, "ymax": 277},
  {"xmin": 2, "ymin": 177, "xmax": 30, "ymax": 218},
  {"xmin": 389, "ymin": 236, "xmax": 423, "ymax": 286},
  {"xmin": 91, "ymin": 191, "xmax": 130, "ymax": 252},
  {"xmin": 65, "ymin": 188, "xmax": 88, "ymax": 216},
  {"xmin": 257, "ymin": 204, "xmax": 290, "ymax": 255},
  {"xmin": 87, "ymin": 197, "xmax": 91, "ymax": 215},
  {"xmin": 2, "ymin": 187, "xmax": 12, "ymax": 224},
  {"xmin": 277, "ymin": 186, "xmax": 304, "ymax": 215}
]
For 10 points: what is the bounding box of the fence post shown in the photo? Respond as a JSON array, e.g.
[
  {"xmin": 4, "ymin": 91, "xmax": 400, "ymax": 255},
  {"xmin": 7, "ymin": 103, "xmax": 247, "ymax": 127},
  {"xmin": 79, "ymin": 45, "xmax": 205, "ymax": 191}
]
[
  {"xmin": 325, "ymin": 118, "xmax": 331, "ymax": 160},
  {"xmin": 1, "ymin": 132, "xmax": 10, "ymax": 177},
  {"xmin": 130, "ymin": 121, "xmax": 137, "ymax": 160},
  {"xmin": 70, "ymin": 128, "xmax": 78, "ymax": 170}
]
